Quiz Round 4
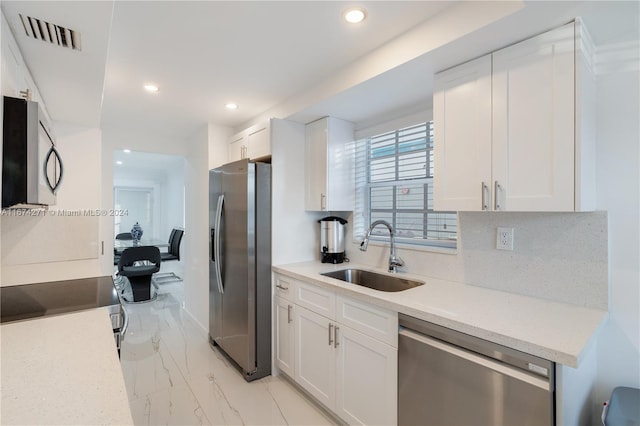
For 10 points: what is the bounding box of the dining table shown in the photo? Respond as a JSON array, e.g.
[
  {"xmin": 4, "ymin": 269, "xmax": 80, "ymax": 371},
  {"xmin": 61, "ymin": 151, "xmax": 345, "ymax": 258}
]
[{"xmin": 114, "ymin": 238, "xmax": 169, "ymax": 253}]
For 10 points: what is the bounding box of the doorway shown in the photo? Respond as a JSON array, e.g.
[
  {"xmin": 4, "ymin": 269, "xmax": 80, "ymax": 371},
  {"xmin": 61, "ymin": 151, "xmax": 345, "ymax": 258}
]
[{"xmin": 113, "ymin": 150, "xmax": 186, "ymax": 242}]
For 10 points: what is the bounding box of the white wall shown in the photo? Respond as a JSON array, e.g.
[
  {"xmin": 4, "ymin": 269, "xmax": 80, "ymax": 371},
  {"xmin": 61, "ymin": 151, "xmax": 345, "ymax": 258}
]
[
  {"xmin": 271, "ymin": 118, "xmax": 325, "ymax": 266},
  {"xmin": 593, "ymin": 54, "xmax": 640, "ymax": 410},
  {"xmin": 208, "ymin": 122, "xmax": 231, "ymax": 170},
  {"xmin": 1, "ymin": 123, "xmax": 103, "ymax": 286},
  {"xmin": 114, "ymin": 161, "xmax": 185, "ymax": 241},
  {"xmin": 181, "ymin": 125, "xmax": 210, "ymax": 333},
  {"xmin": 165, "ymin": 164, "xmax": 185, "ymax": 231}
]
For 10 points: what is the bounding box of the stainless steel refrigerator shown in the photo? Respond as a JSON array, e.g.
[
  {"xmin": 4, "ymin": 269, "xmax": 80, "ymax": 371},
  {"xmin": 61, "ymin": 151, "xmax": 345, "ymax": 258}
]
[{"xmin": 209, "ymin": 159, "xmax": 271, "ymax": 381}]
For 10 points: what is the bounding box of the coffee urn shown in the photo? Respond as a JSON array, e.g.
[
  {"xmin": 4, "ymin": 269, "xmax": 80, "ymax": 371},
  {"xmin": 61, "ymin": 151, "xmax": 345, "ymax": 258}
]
[{"xmin": 319, "ymin": 216, "xmax": 347, "ymax": 263}]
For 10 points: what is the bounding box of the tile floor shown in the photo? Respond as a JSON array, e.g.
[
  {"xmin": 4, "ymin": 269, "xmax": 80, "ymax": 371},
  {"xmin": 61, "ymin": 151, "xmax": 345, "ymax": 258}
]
[{"xmin": 119, "ymin": 273, "xmax": 336, "ymax": 425}]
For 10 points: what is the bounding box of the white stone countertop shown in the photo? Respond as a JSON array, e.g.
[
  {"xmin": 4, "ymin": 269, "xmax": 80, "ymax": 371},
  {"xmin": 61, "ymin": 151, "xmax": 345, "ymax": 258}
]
[
  {"xmin": 273, "ymin": 261, "xmax": 607, "ymax": 367},
  {"xmin": 1, "ymin": 309, "xmax": 134, "ymax": 425}
]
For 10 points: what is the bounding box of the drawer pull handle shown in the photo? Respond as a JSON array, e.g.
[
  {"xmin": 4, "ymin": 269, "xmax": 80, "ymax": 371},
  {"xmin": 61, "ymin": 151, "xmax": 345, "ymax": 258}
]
[{"xmin": 276, "ymin": 284, "xmax": 288, "ymax": 290}]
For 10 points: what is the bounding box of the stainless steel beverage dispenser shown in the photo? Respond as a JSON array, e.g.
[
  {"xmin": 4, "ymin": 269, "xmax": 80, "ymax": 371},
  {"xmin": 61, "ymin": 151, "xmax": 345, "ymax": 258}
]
[{"xmin": 319, "ymin": 216, "xmax": 347, "ymax": 263}]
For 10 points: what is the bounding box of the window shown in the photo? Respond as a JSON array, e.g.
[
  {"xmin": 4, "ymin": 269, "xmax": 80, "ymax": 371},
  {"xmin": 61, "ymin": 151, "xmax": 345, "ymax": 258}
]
[{"xmin": 354, "ymin": 121, "xmax": 457, "ymax": 248}]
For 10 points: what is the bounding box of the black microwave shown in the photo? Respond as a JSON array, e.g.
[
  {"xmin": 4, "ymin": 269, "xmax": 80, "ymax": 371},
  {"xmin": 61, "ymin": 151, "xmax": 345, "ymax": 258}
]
[{"xmin": 2, "ymin": 96, "xmax": 63, "ymax": 209}]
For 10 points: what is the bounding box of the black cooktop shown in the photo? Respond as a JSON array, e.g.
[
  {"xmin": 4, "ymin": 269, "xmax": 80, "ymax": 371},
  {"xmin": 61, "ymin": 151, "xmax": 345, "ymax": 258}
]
[{"xmin": 0, "ymin": 276, "xmax": 118, "ymax": 324}]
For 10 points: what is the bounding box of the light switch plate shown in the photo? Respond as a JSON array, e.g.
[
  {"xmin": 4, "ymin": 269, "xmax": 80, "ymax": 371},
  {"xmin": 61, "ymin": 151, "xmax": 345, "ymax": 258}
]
[{"xmin": 496, "ymin": 227, "xmax": 514, "ymax": 251}]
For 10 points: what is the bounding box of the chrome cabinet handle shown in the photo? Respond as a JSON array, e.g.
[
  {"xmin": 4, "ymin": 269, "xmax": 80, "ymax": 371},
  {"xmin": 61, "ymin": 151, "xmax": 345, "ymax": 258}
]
[
  {"xmin": 287, "ymin": 305, "xmax": 292, "ymax": 324},
  {"xmin": 320, "ymin": 193, "xmax": 326, "ymax": 210},
  {"xmin": 328, "ymin": 323, "xmax": 334, "ymax": 346},
  {"xmin": 334, "ymin": 326, "xmax": 339, "ymax": 348},
  {"xmin": 275, "ymin": 284, "xmax": 288, "ymax": 290},
  {"xmin": 494, "ymin": 181, "xmax": 502, "ymax": 211},
  {"xmin": 481, "ymin": 182, "xmax": 489, "ymax": 211}
]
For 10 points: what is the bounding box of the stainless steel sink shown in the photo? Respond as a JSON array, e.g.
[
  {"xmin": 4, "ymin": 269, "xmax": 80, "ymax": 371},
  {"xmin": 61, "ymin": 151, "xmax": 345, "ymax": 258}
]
[{"xmin": 321, "ymin": 269, "xmax": 424, "ymax": 292}]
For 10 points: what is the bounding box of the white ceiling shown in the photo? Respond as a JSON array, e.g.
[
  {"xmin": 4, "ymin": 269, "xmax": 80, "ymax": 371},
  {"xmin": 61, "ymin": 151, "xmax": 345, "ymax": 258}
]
[
  {"xmin": 113, "ymin": 150, "xmax": 185, "ymax": 180},
  {"xmin": 1, "ymin": 1, "xmax": 638, "ymax": 143}
]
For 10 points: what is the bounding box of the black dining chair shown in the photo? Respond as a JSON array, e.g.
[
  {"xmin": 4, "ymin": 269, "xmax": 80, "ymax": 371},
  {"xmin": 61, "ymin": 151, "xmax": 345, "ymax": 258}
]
[
  {"xmin": 118, "ymin": 246, "xmax": 161, "ymax": 302},
  {"xmin": 114, "ymin": 232, "xmax": 134, "ymax": 257},
  {"xmin": 155, "ymin": 228, "xmax": 184, "ymax": 282}
]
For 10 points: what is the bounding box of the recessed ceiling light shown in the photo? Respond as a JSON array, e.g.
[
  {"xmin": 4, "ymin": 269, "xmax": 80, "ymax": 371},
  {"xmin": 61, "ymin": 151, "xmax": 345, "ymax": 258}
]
[
  {"xmin": 225, "ymin": 103, "xmax": 238, "ymax": 110},
  {"xmin": 344, "ymin": 7, "xmax": 366, "ymax": 24},
  {"xmin": 144, "ymin": 84, "xmax": 159, "ymax": 93},
  {"xmin": 116, "ymin": 161, "xmax": 123, "ymax": 165},
  {"xmin": 123, "ymin": 149, "xmax": 131, "ymax": 153}
]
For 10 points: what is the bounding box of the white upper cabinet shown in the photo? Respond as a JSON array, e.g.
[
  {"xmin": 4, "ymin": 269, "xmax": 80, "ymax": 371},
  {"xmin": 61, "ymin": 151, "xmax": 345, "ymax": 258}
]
[
  {"xmin": 247, "ymin": 124, "xmax": 270, "ymax": 159},
  {"xmin": 492, "ymin": 23, "xmax": 575, "ymax": 211},
  {"xmin": 1, "ymin": 12, "xmax": 49, "ymax": 119},
  {"xmin": 305, "ymin": 117, "xmax": 355, "ymax": 211},
  {"xmin": 433, "ymin": 55, "xmax": 493, "ymax": 211},
  {"xmin": 228, "ymin": 134, "xmax": 244, "ymax": 163},
  {"xmin": 227, "ymin": 120, "xmax": 271, "ymax": 163},
  {"xmin": 434, "ymin": 21, "xmax": 596, "ymax": 212}
]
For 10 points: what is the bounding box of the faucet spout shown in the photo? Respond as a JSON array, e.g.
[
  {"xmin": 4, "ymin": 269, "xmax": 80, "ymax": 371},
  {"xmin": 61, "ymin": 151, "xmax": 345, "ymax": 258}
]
[{"xmin": 360, "ymin": 220, "xmax": 404, "ymax": 273}]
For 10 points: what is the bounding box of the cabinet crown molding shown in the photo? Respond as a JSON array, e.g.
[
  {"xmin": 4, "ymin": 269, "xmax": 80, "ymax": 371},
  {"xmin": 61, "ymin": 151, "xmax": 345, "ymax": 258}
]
[{"xmin": 595, "ymin": 40, "xmax": 640, "ymax": 75}]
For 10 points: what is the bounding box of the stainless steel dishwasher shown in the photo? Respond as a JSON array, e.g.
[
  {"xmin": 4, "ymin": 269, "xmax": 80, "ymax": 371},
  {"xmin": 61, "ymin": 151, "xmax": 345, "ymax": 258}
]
[{"xmin": 398, "ymin": 314, "xmax": 555, "ymax": 425}]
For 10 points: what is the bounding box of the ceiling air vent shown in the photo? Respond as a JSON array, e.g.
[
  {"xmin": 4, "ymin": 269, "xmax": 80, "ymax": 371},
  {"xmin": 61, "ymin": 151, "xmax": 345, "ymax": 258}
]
[{"xmin": 18, "ymin": 13, "xmax": 81, "ymax": 51}]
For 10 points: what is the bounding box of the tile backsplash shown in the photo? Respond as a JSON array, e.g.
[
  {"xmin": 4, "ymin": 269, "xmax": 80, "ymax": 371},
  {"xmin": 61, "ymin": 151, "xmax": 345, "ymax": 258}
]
[
  {"xmin": 347, "ymin": 211, "xmax": 608, "ymax": 310},
  {"xmin": 458, "ymin": 212, "xmax": 608, "ymax": 310}
]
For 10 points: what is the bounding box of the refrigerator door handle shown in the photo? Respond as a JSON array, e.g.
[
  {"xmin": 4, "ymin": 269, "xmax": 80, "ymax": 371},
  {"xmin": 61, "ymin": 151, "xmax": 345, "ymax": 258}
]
[
  {"xmin": 211, "ymin": 228, "xmax": 215, "ymax": 262},
  {"xmin": 214, "ymin": 194, "xmax": 225, "ymax": 294}
]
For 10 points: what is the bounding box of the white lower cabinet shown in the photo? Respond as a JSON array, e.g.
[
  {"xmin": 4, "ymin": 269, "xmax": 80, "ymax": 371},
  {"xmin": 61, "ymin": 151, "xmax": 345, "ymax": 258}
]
[
  {"xmin": 275, "ymin": 273, "xmax": 398, "ymax": 425},
  {"xmin": 335, "ymin": 325, "xmax": 397, "ymax": 426},
  {"xmin": 294, "ymin": 305, "xmax": 336, "ymax": 408},
  {"xmin": 274, "ymin": 296, "xmax": 295, "ymax": 377}
]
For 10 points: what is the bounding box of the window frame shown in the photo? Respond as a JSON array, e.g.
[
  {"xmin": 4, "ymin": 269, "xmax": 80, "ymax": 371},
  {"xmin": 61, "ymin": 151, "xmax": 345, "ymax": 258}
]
[{"xmin": 355, "ymin": 120, "xmax": 457, "ymax": 249}]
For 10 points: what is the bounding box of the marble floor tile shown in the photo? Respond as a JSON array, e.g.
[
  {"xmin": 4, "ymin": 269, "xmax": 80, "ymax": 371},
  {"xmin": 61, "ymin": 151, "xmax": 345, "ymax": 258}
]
[
  {"xmin": 120, "ymin": 279, "xmax": 337, "ymax": 426},
  {"xmin": 129, "ymin": 381, "xmax": 209, "ymax": 426}
]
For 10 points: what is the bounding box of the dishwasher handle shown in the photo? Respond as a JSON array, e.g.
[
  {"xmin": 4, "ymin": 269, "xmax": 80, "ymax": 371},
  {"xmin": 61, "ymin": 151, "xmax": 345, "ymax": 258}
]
[{"xmin": 399, "ymin": 328, "xmax": 550, "ymax": 391}]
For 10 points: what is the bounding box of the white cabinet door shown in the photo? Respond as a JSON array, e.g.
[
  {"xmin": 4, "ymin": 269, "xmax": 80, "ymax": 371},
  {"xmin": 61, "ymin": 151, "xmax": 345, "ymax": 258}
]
[
  {"xmin": 294, "ymin": 305, "xmax": 335, "ymax": 409},
  {"xmin": 335, "ymin": 326, "xmax": 397, "ymax": 426},
  {"xmin": 228, "ymin": 135, "xmax": 245, "ymax": 163},
  {"xmin": 305, "ymin": 117, "xmax": 354, "ymax": 211},
  {"xmin": 274, "ymin": 296, "xmax": 295, "ymax": 377},
  {"xmin": 434, "ymin": 23, "xmax": 583, "ymax": 213},
  {"xmin": 433, "ymin": 55, "xmax": 492, "ymax": 212},
  {"xmin": 492, "ymin": 22, "xmax": 575, "ymax": 211},
  {"xmin": 247, "ymin": 123, "xmax": 270, "ymax": 160},
  {"xmin": 1, "ymin": 27, "xmax": 20, "ymax": 97},
  {"xmin": 305, "ymin": 118, "xmax": 328, "ymax": 211}
]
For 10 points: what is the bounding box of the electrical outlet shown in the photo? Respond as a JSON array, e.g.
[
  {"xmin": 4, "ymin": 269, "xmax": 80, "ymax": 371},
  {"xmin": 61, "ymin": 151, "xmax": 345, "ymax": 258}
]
[{"xmin": 496, "ymin": 227, "xmax": 514, "ymax": 251}]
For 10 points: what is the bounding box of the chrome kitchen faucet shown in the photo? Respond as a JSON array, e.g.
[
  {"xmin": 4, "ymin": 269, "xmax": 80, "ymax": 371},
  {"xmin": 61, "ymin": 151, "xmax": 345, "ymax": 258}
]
[{"xmin": 360, "ymin": 220, "xmax": 405, "ymax": 273}]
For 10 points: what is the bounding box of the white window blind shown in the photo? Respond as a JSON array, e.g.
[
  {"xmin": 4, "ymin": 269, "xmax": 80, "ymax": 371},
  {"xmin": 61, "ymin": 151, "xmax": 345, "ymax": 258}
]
[{"xmin": 354, "ymin": 121, "xmax": 457, "ymax": 248}]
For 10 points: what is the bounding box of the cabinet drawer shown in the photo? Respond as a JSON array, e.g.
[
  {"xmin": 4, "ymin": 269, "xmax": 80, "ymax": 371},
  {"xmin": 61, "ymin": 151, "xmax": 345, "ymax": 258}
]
[
  {"xmin": 274, "ymin": 274, "xmax": 296, "ymax": 301},
  {"xmin": 295, "ymin": 280, "xmax": 335, "ymax": 318},
  {"xmin": 337, "ymin": 295, "xmax": 398, "ymax": 347}
]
